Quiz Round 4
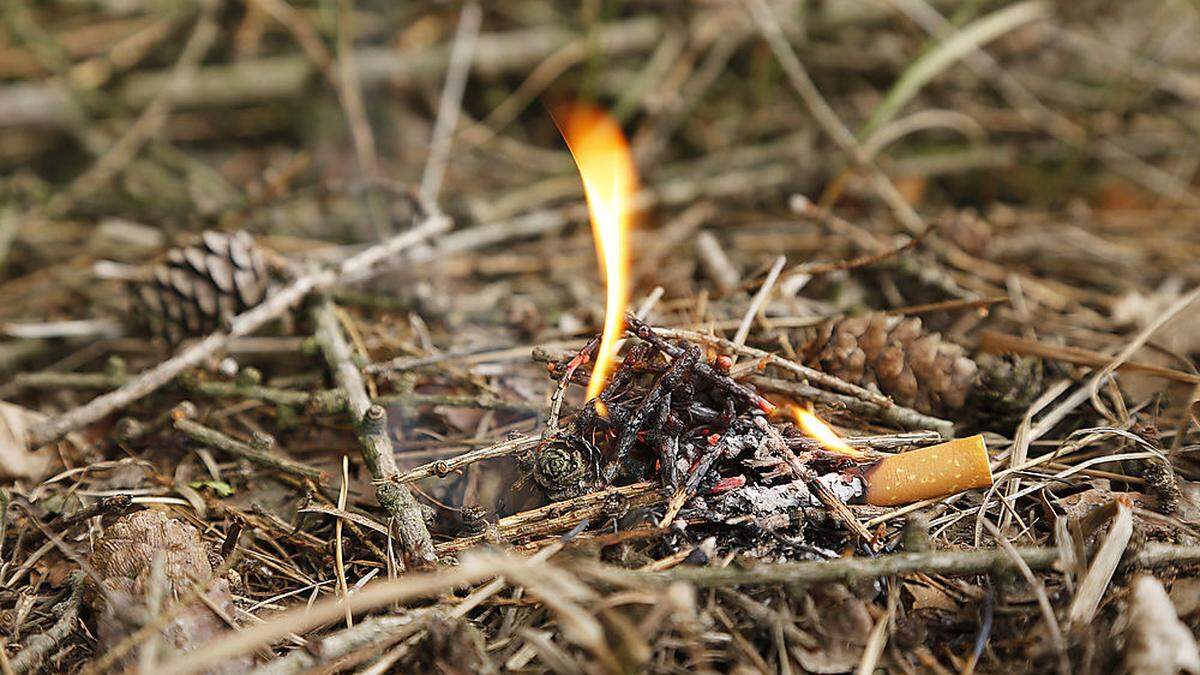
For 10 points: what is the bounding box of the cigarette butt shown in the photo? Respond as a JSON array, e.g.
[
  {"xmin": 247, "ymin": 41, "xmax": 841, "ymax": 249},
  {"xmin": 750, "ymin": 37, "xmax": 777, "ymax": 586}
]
[{"xmin": 863, "ymin": 435, "xmax": 992, "ymax": 506}]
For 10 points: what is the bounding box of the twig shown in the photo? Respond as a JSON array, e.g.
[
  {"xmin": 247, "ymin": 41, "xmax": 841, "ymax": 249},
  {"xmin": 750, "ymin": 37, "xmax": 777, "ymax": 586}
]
[
  {"xmin": 980, "ymin": 331, "xmax": 1200, "ymax": 385},
  {"xmin": 311, "ymin": 297, "xmax": 436, "ymax": 567},
  {"xmin": 47, "ymin": 0, "xmax": 222, "ymax": 215},
  {"xmin": 48, "ymin": 495, "xmax": 133, "ymax": 532},
  {"xmin": 650, "ymin": 325, "xmax": 896, "ymax": 409},
  {"xmin": 392, "ymin": 434, "xmax": 538, "ymax": 485},
  {"xmin": 644, "ymin": 542, "xmax": 1200, "ymax": 587},
  {"xmin": 418, "ymin": 3, "xmax": 482, "ymax": 212},
  {"xmin": 248, "ymin": 612, "xmax": 438, "ymax": 675},
  {"xmin": 0, "ymin": 18, "xmax": 662, "ymax": 130},
  {"xmin": 731, "ymin": 255, "xmax": 785, "ymax": 359},
  {"xmin": 13, "ymin": 371, "xmax": 537, "ymax": 415},
  {"xmin": 174, "ymin": 418, "xmax": 325, "ymax": 481},
  {"xmin": 753, "ymin": 417, "xmax": 875, "ymax": 545},
  {"xmin": 10, "ymin": 572, "xmax": 84, "ymax": 675},
  {"xmin": 743, "ymin": 0, "xmax": 927, "ymax": 234},
  {"xmin": 695, "ymin": 231, "xmax": 741, "ymax": 294},
  {"xmin": 25, "ymin": 214, "xmax": 449, "ymax": 448},
  {"xmin": 750, "ymin": 375, "xmax": 955, "ymax": 437}
]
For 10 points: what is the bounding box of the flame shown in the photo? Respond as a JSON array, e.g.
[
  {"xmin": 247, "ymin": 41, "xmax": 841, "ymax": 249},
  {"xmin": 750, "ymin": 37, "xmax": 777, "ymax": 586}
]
[
  {"xmin": 791, "ymin": 406, "xmax": 865, "ymax": 459},
  {"xmin": 554, "ymin": 102, "xmax": 638, "ymax": 402}
]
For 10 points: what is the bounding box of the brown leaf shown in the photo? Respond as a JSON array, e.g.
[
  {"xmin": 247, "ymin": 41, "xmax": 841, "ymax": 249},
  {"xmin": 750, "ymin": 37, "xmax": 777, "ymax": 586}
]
[{"xmin": 0, "ymin": 401, "xmax": 54, "ymax": 481}]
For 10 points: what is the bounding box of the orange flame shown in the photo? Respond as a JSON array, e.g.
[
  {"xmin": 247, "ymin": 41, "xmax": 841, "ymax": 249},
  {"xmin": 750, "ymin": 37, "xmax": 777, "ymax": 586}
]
[
  {"xmin": 554, "ymin": 103, "xmax": 638, "ymax": 402},
  {"xmin": 791, "ymin": 406, "xmax": 865, "ymax": 459}
]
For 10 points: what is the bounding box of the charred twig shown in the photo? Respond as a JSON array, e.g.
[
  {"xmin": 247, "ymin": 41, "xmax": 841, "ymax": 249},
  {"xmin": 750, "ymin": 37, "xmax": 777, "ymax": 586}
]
[
  {"xmin": 605, "ymin": 344, "xmax": 701, "ymax": 482},
  {"xmin": 48, "ymin": 495, "xmax": 133, "ymax": 532},
  {"xmin": 753, "ymin": 417, "xmax": 874, "ymax": 545},
  {"xmin": 25, "ymin": 215, "xmax": 449, "ymax": 448},
  {"xmin": 174, "ymin": 418, "xmax": 325, "ymax": 482},
  {"xmin": 626, "ymin": 315, "xmax": 775, "ymax": 414},
  {"xmin": 311, "ymin": 297, "xmax": 436, "ymax": 567}
]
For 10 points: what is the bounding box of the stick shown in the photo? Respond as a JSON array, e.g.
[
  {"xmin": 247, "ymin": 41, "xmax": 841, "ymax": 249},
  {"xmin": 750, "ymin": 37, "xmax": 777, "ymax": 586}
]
[
  {"xmin": 651, "ymin": 325, "xmax": 895, "ymax": 409},
  {"xmin": 173, "ymin": 418, "xmax": 325, "ymax": 482},
  {"xmin": 13, "ymin": 371, "xmax": 538, "ymax": 415},
  {"xmin": 743, "ymin": 0, "xmax": 928, "ymax": 235},
  {"xmin": 25, "ymin": 215, "xmax": 448, "ymax": 448},
  {"xmin": 645, "ymin": 542, "xmax": 1200, "ymax": 587},
  {"xmin": 750, "ymin": 375, "xmax": 955, "ymax": 437},
  {"xmin": 392, "ymin": 434, "xmax": 538, "ymax": 485},
  {"xmin": 311, "ymin": 298, "xmax": 436, "ymax": 567},
  {"xmin": 730, "ymin": 255, "xmax": 785, "ymax": 359},
  {"xmin": 10, "ymin": 572, "xmax": 84, "ymax": 675},
  {"xmin": 980, "ymin": 331, "xmax": 1200, "ymax": 385},
  {"xmin": 0, "ymin": 18, "xmax": 662, "ymax": 130},
  {"xmin": 418, "ymin": 3, "xmax": 481, "ymax": 211}
]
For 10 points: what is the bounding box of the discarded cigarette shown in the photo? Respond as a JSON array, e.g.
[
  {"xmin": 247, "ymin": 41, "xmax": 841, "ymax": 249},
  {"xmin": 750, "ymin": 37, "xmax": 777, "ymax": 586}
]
[{"xmin": 862, "ymin": 435, "xmax": 992, "ymax": 506}]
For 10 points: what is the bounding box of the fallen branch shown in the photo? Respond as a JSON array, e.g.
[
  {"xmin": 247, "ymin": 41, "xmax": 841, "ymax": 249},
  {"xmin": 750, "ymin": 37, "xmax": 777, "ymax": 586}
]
[
  {"xmin": 25, "ymin": 215, "xmax": 449, "ymax": 448},
  {"xmin": 644, "ymin": 542, "xmax": 1200, "ymax": 587},
  {"xmin": 311, "ymin": 297, "xmax": 436, "ymax": 567}
]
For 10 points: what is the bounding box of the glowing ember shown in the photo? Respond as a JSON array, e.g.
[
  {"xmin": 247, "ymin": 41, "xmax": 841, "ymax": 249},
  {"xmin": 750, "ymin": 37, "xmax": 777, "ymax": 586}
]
[
  {"xmin": 554, "ymin": 102, "xmax": 638, "ymax": 403},
  {"xmin": 792, "ymin": 406, "xmax": 865, "ymax": 459}
]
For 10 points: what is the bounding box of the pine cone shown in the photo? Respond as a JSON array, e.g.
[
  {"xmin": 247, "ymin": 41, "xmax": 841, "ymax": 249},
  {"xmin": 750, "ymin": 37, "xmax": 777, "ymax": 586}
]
[
  {"xmin": 133, "ymin": 230, "xmax": 269, "ymax": 343},
  {"xmin": 800, "ymin": 314, "xmax": 1040, "ymax": 424},
  {"xmin": 88, "ymin": 510, "xmax": 251, "ymax": 673}
]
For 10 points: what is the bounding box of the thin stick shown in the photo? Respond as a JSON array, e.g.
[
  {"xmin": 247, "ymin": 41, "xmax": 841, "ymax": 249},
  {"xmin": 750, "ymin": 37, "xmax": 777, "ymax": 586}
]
[
  {"xmin": 731, "ymin": 255, "xmax": 785, "ymax": 361},
  {"xmin": 645, "ymin": 542, "xmax": 1200, "ymax": 587},
  {"xmin": 742, "ymin": 0, "xmax": 927, "ymax": 234},
  {"xmin": 980, "ymin": 331, "xmax": 1200, "ymax": 385},
  {"xmin": 47, "ymin": 1, "xmax": 221, "ymax": 214},
  {"xmin": 392, "ymin": 434, "xmax": 539, "ymax": 485},
  {"xmin": 652, "ymin": 325, "xmax": 895, "ymax": 409},
  {"xmin": 418, "ymin": 3, "xmax": 482, "ymax": 211},
  {"xmin": 311, "ymin": 297, "xmax": 437, "ymax": 567},
  {"xmin": 750, "ymin": 375, "xmax": 954, "ymax": 437},
  {"xmin": 25, "ymin": 214, "xmax": 448, "ymax": 448},
  {"xmin": 174, "ymin": 418, "xmax": 324, "ymax": 481}
]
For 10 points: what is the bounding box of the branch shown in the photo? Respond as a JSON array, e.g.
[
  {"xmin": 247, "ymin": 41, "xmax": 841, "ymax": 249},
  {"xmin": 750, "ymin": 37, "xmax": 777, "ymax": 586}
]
[
  {"xmin": 311, "ymin": 297, "xmax": 436, "ymax": 567},
  {"xmin": 25, "ymin": 214, "xmax": 448, "ymax": 448}
]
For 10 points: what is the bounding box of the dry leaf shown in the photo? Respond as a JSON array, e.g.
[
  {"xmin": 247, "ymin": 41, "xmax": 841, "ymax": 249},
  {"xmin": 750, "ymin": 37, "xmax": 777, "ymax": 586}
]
[
  {"xmin": 792, "ymin": 584, "xmax": 873, "ymax": 673},
  {"xmin": 0, "ymin": 401, "xmax": 54, "ymax": 481},
  {"xmin": 1191, "ymin": 400, "xmax": 1199, "ymax": 429},
  {"xmin": 905, "ymin": 582, "xmax": 958, "ymax": 612},
  {"xmin": 1125, "ymin": 575, "xmax": 1200, "ymax": 675}
]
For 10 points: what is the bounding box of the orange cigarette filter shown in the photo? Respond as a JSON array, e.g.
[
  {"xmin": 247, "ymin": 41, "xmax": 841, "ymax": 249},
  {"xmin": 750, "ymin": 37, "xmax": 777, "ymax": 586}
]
[{"xmin": 863, "ymin": 435, "xmax": 993, "ymax": 506}]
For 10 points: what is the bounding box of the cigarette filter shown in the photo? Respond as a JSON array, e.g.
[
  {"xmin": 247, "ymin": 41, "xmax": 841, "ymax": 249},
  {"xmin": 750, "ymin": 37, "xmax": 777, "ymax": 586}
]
[{"xmin": 863, "ymin": 435, "xmax": 993, "ymax": 506}]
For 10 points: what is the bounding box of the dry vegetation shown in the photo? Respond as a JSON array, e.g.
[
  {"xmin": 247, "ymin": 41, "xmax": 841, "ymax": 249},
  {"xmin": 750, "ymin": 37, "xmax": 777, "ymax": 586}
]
[{"xmin": 3, "ymin": 0, "xmax": 1200, "ymax": 673}]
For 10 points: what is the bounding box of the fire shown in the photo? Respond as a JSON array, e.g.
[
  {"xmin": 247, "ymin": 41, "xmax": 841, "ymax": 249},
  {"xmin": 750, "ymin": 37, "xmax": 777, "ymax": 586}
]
[
  {"xmin": 554, "ymin": 102, "xmax": 638, "ymax": 402},
  {"xmin": 791, "ymin": 406, "xmax": 865, "ymax": 459}
]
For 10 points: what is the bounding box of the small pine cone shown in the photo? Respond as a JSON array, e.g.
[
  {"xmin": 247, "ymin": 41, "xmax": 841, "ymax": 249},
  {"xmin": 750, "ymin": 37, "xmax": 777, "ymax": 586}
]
[
  {"xmin": 89, "ymin": 510, "xmax": 251, "ymax": 673},
  {"xmin": 968, "ymin": 354, "xmax": 1043, "ymax": 425},
  {"xmin": 134, "ymin": 230, "xmax": 269, "ymax": 343},
  {"xmin": 802, "ymin": 314, "xmax": 979, "ymax": 417}
]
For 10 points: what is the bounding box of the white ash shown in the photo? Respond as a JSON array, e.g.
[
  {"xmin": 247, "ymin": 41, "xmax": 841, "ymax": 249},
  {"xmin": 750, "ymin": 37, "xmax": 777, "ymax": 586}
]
[{"xmin": 710, "ymin": 481, "xmax": 814, "ymax": 525}]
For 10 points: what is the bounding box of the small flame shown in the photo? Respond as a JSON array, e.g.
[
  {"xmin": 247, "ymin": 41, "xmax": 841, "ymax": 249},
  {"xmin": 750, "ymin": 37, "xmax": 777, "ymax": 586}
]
[
  {"xmin": 792, "ymin": 406, "xmax": 864, "ymax": 459},
  {"xmin": 554, "ymin": 102, "xmax": 638, "ymax": 402}
]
